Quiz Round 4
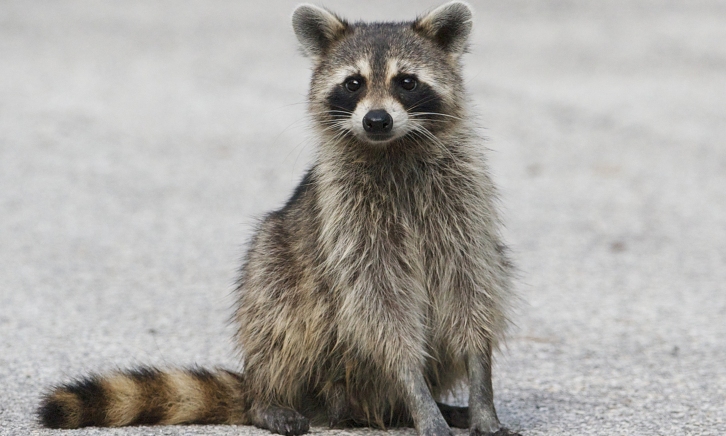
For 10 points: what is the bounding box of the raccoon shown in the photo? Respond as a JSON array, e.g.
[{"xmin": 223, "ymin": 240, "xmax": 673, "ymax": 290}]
[{"xmin": 38, "ymin": 2, "xmax": 518, "ymax": 436}]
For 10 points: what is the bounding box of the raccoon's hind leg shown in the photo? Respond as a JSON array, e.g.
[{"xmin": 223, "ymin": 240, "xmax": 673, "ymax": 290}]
[
  {"xmin": 325, "ymin": 381, "xmax": 350, "ymax": 428},
  {"xmin": 250, "ymin": 405, "xmax": 310, "ymax": 436}
]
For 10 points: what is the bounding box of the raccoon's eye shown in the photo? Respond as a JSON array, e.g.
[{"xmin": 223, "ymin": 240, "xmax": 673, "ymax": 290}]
[
  {"xmin": 344, "ymin": 78, "xmax": 362, "ymax": 92},
  {"xmin": 400, "ymin": 76, "xmax": 417, "ymax": 91}
]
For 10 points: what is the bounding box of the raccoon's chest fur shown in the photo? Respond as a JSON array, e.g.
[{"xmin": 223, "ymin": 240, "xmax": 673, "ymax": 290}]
[
  {"xmin": 314, "ymin": 144, "xmax": 499, "ymax": 320},
  {"xmin": 296, "ymin": 143, "xmax": 505, "ymax": 414}
]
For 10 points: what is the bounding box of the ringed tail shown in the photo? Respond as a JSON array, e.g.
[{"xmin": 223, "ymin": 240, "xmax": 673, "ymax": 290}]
[{"xmin": 38, "ymin": 367, "xmax": 248, "ymax": 429}]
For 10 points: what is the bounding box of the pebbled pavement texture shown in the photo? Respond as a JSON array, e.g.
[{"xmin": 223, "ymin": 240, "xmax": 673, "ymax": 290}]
[{"xmin": 1, "ymin": 1, "xmax": 724, "ymax": 435}]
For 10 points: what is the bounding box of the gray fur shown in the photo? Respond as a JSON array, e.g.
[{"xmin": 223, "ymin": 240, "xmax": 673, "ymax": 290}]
[{"xmin": 38, "ymin": 3, "xmax": 517, "ymax": 436}]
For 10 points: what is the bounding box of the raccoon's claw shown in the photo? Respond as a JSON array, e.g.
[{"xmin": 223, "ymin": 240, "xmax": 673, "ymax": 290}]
[{"xmin": 272, "ymin": 410, "xmax": 309, "ymax": 436}]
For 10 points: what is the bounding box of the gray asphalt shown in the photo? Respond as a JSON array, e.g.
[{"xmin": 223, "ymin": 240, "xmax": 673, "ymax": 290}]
[{"xmin": 1, "ymin": 1, "xmax": 725, "ymax": 435}]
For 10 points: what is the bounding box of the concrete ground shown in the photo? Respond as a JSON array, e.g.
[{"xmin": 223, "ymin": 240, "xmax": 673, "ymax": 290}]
[{"xmin": 1, "ymin": 0, "xmax": 724, "ymax": 435}]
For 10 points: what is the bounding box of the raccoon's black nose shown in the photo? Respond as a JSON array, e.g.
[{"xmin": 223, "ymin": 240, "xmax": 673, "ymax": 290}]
[{"xmin": 363, "ymin": 110, "xmax": 393, "ymax": 134}]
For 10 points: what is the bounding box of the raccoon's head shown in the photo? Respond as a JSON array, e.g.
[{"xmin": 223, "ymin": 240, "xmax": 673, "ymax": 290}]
[{"xmin": 292, "ymin": 2, "xmax": 472, "ymax": 148}]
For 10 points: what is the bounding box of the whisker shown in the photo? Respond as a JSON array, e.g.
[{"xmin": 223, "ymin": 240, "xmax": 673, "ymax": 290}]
[
  {"xmin": 409, "ymin": 112, "xmax": 463, "ymax": 121},
  {"xmin": 406, "ymin": 96, "xmax": 443, "ymax": 112},
  {"xmin": 406, "ymin": 118, "xmax": 452, "ymax": 124}
]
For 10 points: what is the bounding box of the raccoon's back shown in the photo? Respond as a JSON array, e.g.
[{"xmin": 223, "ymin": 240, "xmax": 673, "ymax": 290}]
[{"xmin": 38, "ymin": 367, "xmax": 248, "ymax": 429}]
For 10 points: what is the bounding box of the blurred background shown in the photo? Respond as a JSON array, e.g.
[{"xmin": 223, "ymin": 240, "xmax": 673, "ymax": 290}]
[{"xmin": 0, "ymin": 1, "xmax": 724, "ymax": 435}]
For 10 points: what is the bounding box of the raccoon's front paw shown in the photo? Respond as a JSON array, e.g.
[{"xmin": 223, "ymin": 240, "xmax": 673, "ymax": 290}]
[
  {"xmin": 254, "ymin": 406, "xmax": 310, "ymax": 436},
  {"xmin": 470, "ymin": 406, "xmax": 511, "ymax": 436},
  {"xmin": 418, "ymin": 418, "xmax": 454, "ymax": 436}
]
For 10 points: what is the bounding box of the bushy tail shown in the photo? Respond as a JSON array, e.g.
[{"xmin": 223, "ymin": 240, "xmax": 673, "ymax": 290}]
[{"xmin": 38, "ymin": 367, "xmax": 249, "ymax": 429}]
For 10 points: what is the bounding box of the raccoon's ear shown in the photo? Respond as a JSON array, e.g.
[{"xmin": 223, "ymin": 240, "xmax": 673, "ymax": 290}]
[
  {"xmin": 292, "ymin": 4, "xmax": 349, "ymax": 59},
  {"xmin": 412, "ymin": 1, "xmax": 473, "ymax": 56}
]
